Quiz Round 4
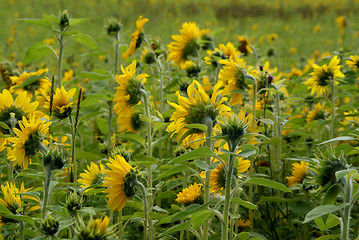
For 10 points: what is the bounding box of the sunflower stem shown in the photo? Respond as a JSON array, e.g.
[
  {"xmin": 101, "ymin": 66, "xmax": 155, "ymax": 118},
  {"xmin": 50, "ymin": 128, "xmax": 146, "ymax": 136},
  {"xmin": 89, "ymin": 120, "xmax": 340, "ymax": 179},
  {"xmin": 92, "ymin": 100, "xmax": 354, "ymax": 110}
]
[
  {"xmin": 203, "ymin": 116, "xmax": 213, "ymax": 240},
  {"xmin": 42, "ymin": 167, "xmax": 52, "ymax": 219},
  {"xmin": 57, "ymin": 33, "xmax": 64, "ymax": 88},
  {"xmin": 107, "ymin": 101, "xmax": 113, "ymax": 156},
  {"xmin": 136, "ymin": 181, "xmax": 148, "ymax": 240},
  {"xmin": 19, "ymin": 221, "xmax": 25, "ymax": 240},
  {"xmin": 274, "ymin": 91, "xmax": 282, "ymax": 182},
  {"xmin": 222, "ymin": 141, "xmax": 236, "ymax": 240},
  {"xmin": 330, "ymin": 77, "xmax": 335, "ymax": 140},
  {"xmin": 341, "ymin": 175, "xmax": 353, "ymax": 240},
  {"xmin": 142, "ymin": 90, "xmax": 153, "ymax": 240},
  {"xmin": 249, "ymin": 79, "xmax": 257, "ymax": 230},
  {"xmin": 69, "ymin": 116, "xmax": 77, "ymax": 183}
]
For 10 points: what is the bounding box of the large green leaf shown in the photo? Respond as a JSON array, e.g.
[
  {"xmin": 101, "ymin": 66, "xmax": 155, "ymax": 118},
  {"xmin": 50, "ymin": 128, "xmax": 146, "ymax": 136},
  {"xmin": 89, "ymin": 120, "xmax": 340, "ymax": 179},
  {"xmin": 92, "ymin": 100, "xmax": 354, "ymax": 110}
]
[
  {"xmin": 191, "ymin": 210, "xmax": 214, "ymax": 229},
  {"xmin": 156, "ymin": 165, "xmax": 190, "ymax": 180},
  {"xmin": 157, "ymin": 221, "xmax": 191, "ymax": 238},
  {"xmin": 24, "ymin": 42, "xmax": 55, "ymax": 64},
  {"xmin": 71, "ymin": 34, "xmax": 98, "ymax": 50},
  {"xmin": 170, "ymin": 147, "xmax": 215, "ymax": 164},
  {"xmin": 303, "ymin": 203, "xmax": 349, "ymax": 223},
  {"xmin": 232, "ymin": 197, "xmax": 258, "ymax": 210},
  {"xmin": 246, "ymin": 178, "xmax": 291, "ymax": 193}
]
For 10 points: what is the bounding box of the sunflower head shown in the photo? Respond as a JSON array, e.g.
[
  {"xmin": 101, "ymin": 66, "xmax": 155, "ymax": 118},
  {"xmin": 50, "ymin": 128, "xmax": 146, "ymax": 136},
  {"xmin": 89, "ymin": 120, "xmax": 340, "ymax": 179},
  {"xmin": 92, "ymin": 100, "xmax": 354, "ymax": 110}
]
[
  {"xmin": 346, "ymin": 55, "xmax": 359, "ymax": 71},
  {"xmin": 237, "ymin": 36, "xmax": 252, "ymax": 56},
  {"xmin": 106, "ymin": 17, "xmax": 122, "ymax": 38},
  {"xmin": 122, "ymin": 16, "xmax": 149, "ymax": 59},
  {"xmin": 167, "ymin": 22, "xmax": 201, "ymax": 67},
  {"xmin": 219, "ymin": 114, "xmax": 247, "ymax": 149},
  {"xmin": 42, "ymin": 150, "xmax": 66, "ymax": 171},
  {"xmin": 0, "ymin": 182, "xmax": 21, "ymax": 215},
  {"xmin": 286, "ymin": 161, "xmax": 310, "ymax": 187},
  {"xmin": 314, "ymin": 153, "xmax": 348, "ymax": 189},
  {"xmin": 204, "ymin": 49, "xmax": 228, "ymax": 68},
  {"xmin": 182, "ymin": 60, "xmax": 201, "ymax": 78},
  {"xmin": 42, "ymin": 215, "xmax": 60, "ymax": 236},
  {"xmin": 176, "ymin": 183, "xmax": 202, "ymax": 206},
  {"xmin": 77, "ymin": 216, "xmax": 111, "ymax": 240},
  {"xmin": 306, "ymin": 102, "xmax": 327, "ymax": 123},
  {"xmin": 141, "ymin": 48, "xmax": 156, "ymax": 65},
  {"xmin": 200, "ymin": 28, "xmax": 214, "ymax": 50},
  {"xmin": 78, "ymin": 161, "xmax": 105, "ymax": 193},
  {"xmin": 49, "ymin": 86, "xmax": 77, "ymax": 119},
  {"xmin": 116, "ymin": 108, "xmax": 144, "ymax": 133}
]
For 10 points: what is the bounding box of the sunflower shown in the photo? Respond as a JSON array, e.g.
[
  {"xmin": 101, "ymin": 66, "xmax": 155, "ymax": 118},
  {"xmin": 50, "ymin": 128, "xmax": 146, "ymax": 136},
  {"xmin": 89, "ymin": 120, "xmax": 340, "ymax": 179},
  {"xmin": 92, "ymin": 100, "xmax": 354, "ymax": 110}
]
[
  {"xmin": 182, "ymin": 60, "xmax": 201, "ymax": 78},
  {"xmin": 113, "ymin": 60, "xmax": 148, "ymax": 116},
  {"xmin": 306, "ymin": 102, "xmax": 327, "ymax": 123},
  {"xmin": 304, "ymin": 56, "xmax": 344, "ymax": 97},
  {"xmin": 140, "ymin": 47, "xmax": 156, "ymax": 65},
  {"xmin": 237, "ymin": 36, "xmax": 252, "ymax": 56},
  {"xmin": 218, "ymin": 58, "xmax": 248, "ymax": 106},
  {"xmin": 346, "ymin": 55, "xmax": 359, "ymax": 71},
  {"xmin": 116, "ymin": 108, "xmax": 143, "ymax": 133},
  {"xmin": 77, "ymin": 216, "xmax": 111, "ymax": 240},
  {"xmin": 175, "ymin": 183, "xmax": 202, "ymax": 206},
  {"xmin": 0, "ymin": 182, "xmax": 40, "ymax": 225},
  {"xmin": 167, "ymin": 22, "xmax": 200, "ymax": 68},
  {"xmin": 286, "ymin": 161, "xmax": 309, "ymax": 187},
  {"xmin": 200, "ymin": 28, "xmax": 214, "ymax": 50},
  {"xmin": 78, "ymin": 161, "xmax": 106, "ymax": 192},
  {"xmin": 336, "ymin": 16, "xmax": 346, "ymax": 35},
  {"xmin": 0, "ymin": 89, "xmax": 39, "ymax": 150},
  {"xmin": 10, "ymin": 68, "xmax": 51, "ymax": 99},
  {"xmin": 166, "ymin": 80, "xmax": 231, "ymax": 149},
  {"xmin": 7, "ymin": 114, "xmax": 51, "ymax": 169},
  {"xmin": 103, "ymin": 155, "xmax": 136, "ymax": 212},
  {"xmin": 46, "ymin": 86, "xmax": 76, "ymax": 119},
  {"xmin": 237, "ymin": 218, "xmax": 251, "ymax": 228},
  {"xmin": 122, "ymin": 16, "xmax": 149, "ymax": 59}
]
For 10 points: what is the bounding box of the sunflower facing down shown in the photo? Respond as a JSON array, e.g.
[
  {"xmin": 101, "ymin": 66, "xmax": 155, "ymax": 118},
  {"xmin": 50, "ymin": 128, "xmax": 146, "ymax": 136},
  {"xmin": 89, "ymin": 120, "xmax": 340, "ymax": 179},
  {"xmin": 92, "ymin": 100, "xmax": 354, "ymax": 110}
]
[
  {"xmin": 116, "ymin": 108, "xmax": 143, "ymax": 133},
  {"xmin": 122, "ymin": 16, "xmax": 149, "ymax": 59},
  {"xmin": 237, "ymin": 36, "xmax": 252, "ymax": 56},
  {"xmin": 103, "ymin": 155, "xmax": 137, "ymax": 212},
  {"xmin": 78, "ymin": 161, "xmax": 106, "ymax": 193},
  {"xmin": 7, "ymin": 115, "xmax": 51, "ymax": 169},
  {"xmin": 113, "ymin": 60, "xmax": 148, "ymax": 116},
  {"xmin": 306, "ymin": 102, "xmax": 327, "ymax": 123},
  {"xmin": 47, "ymin": 86, "xmax": 76, "ymax": 119},
  {"xmin": 175, "ymin": 183, "xmax": 202, "ymax": 206},
  {"xmin": 286, "ymin": 161, "xmax": 309, "ymax": 187},
  {"xmin": 167, "ymin": 22, "xmax": 201, "ymax": 68},
  {"xmin": 304, "ymin": 56, "xmax": 344, "ymax": 97},
  {"xmin": 166, "ymin": 80, "xmax": 231, "ymax": 149}
]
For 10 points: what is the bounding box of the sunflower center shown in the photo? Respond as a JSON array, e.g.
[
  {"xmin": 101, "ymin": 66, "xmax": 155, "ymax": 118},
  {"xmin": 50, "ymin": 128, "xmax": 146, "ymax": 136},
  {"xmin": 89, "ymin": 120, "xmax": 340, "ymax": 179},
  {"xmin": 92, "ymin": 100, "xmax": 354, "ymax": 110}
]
[
  {"xmin": 126, "ymin": 79, "xmax": 144, "ymax": 106},
  {"xmin": 24, "ymin": 132, "xmax": 43, "ymax": 157},
  {"xmin": 317, "ymin": 71, "xmax": 332, "ymax": 86},
  {"xmin": 131, "ymin": 112, "xmax": 143, "ymax": 131},
  {"xmin": 182, "ymin": 39, "xmax": 199, "ymax": 60},
  {"xmin": 0, "ymin": 106, "xmax": 24, "ymax": 134}
]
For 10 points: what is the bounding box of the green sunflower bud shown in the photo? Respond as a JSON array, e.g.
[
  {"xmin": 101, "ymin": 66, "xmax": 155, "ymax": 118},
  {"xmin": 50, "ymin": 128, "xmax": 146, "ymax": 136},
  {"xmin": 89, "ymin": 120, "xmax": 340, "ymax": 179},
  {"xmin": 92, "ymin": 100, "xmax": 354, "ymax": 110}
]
[
  {"xmin": 220, "ymin": 115, "xmax": 247, "ymax": 150},
  {"xmin": 66, "ymin": 191, "xmax": 84, "ymax": 214},
  {"xmin": 106, "ymin": 17, "xmax": 122, "ymax": 38},
  {"xmin": 42, "ymin": 150, "xmax": 65, "ymax": 171},
  {"xmin": 42, "ymin": 215, "xmax": 60, "ymax": 236},
  {"xmin": 59, "ymin": 10, "xmax": 69, "ymax": 31}
]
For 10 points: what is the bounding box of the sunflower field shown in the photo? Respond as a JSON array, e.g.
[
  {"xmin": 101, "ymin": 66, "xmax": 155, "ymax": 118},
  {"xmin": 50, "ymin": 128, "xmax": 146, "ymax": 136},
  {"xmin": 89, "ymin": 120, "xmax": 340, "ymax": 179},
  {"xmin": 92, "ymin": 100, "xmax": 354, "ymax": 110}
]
[{"xmin": 1, "ymin": 0, "xmax": 359, "ymax": 239}]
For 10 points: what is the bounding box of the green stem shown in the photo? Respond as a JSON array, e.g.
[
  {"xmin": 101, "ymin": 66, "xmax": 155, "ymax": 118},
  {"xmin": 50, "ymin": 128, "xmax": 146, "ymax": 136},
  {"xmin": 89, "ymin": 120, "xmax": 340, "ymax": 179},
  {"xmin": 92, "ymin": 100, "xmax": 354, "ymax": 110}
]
[
  {"xmin": 118, "ymin": 210, "xmax": 123, "ymax": 239},
  {"xmin": 142, "ymin": 91, "xmax": 153, "ymax": 239},
  {"xmin": 136, "ymin": 181, "xmax": 148, "ymax": 240},
  {"xmin": 42, "ymin": 168, "xmax": 52, "ymax": 219},
  {"xmin": 57, "ymin": 34, "xmax": 64, "ymax": 87},
  {"xmin": 202, "ymin": 116, "xmax": 213, "ymax": 240},
  {"xmin": 8, "ymin": 114, "xmax": 16, "ymax": 183},
  {"xmin": 249, "ymin": 80, "xmax": 257, "ymax": 230},
  {"xmin": 341, "ymin": 176, "xmax": 352, "ymax": 240},
  {"xmin": 330, "ymin": 77, "xmax": 335, "ymax": 139},
  {"xmin": 19, "ymin": 221, "xmax": 25, "ymax": 240},
  {"xmin": 107, "ymin": 101, "xmax": 113, "ymax": 156},
  {"xmin": 275, "ymin": 92, "xmax": 282, "ymax": 183},
  {"xmin": 114, "ymin": 37, "xmax": 119, "ymax": 77},
  {"xmin": 70, "ymin": 116, "xmax": 77, "ymax": 183}
]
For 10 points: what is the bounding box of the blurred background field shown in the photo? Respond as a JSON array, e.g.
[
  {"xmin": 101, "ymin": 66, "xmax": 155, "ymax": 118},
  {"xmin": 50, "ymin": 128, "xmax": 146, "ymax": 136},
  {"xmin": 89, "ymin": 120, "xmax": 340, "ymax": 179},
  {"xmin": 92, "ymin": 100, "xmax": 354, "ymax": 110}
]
[{"xmin": 1, "ymin": 0, "xmax": 359, "ymax": 75}]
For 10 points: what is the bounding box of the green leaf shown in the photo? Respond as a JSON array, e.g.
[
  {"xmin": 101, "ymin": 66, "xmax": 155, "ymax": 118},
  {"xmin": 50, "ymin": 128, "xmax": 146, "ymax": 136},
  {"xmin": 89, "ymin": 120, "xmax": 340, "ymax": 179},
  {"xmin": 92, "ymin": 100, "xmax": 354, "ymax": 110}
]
[
  {"xmin": 259, "ymin": 119, "xmax": 274, "ymax": 125},
  {"xmin": 191, "ymin": 210, "xmax": 214, "ymax": 229},
  {"xmin": 76, "ymin": 151, "xmax": 103, "ymax": 161},
  {"xmin": 131, "ymin": 154, "xmax": 157, "ymax": 166},
  {"xmin": 69, "ymin": 18, "xmax": 91, "ymax": 25},
  {"xmin": 0, "ymin": 204, "xmax": 13, "ymax": 215},
  {"xmin": 120, "ymin": 133, "xmax": 145, "ymax": 146},
  {"xmin": 236, "ymin": 232, "xmax": 250, "ymax": 240},
  {"xmin": 156, "ymin": 165, "xmax": 189, "ymax": 181},
  {"xmin": 157, "ymin": 221, "xmax": 191, "ymax": 238},
  {"xmin": 0, "ymin": 122, "xmax": 10, "ymax": 130},
  {"xmin": 170, "ymin": 147, "xmax": 215, "ymax": 164},
  {"xmin": 322, "ymin": 184, "xmax": 342, "ymax": 205},
  {"xmin": 318, "ymin": 136, "xmax": 357, "ymax": 145},
  {"xmin": 314, "ymin": 234, "xmax": 341, "ymax": 240},
  {"xmin": 194, "ymin": 160, "xmax": 210, "ymax": 171},
  {"xmin": 246, "ymin": 178, "xmax": 291, "ymax": 193},
  {"xmin": 2, "ymin": 214, "xmax": 34, "ymax": 225},
  {"xmin": 185, "ymin": 123, "xmax": 207, "ymax": 133},
  {"xmin": 71, "ymin": 34, "xmax": 98, "ymax": 50},
  {"xmin": 18, "ymin": 18, "xmax": 53, "ymax": 29},
  {"xmin": 232, "ymin": 197, "xmax": 258, "ymax": 210},
  {"xmin": 13, "ymin": 72, "xmax": 47, "ymax": 90},
  {"xmin": 77, "ymin": 71, "xmax": 111, "ymax": 80},
  {"xmin": 314, "ymin": 213, "xmax": 340, "ymax": 231},
  {"xmin": 262, "ymin": 137, "xmax": 281, "ymax": 145},
  {"xmin": 335, "ymin": 169, "xmax": 357, "ymax": 182},
  {"xmin": 258, "ymin": 196, "xmax": 294, "ymax": 204},
  {"xmin": 171, "ymin": 203, "xmax": 210, "ymax": 222},
  {"xmin": 288, "ymin": 201, "xmax": 311, "ymax": 217},
  {"xmin": 96, "ymin": 118, "xmax": 108, "ymax": 135},
  {"xmin": 24, "ymin": 42, "xmax": 54, "ymax": 64},
  {"xmin": 153, "ymin": 122, "xmax": 169, "ymax": 133},
  {"xmin": 303, "ymin": 203, "xmax": 349, "ymax": 223}
]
